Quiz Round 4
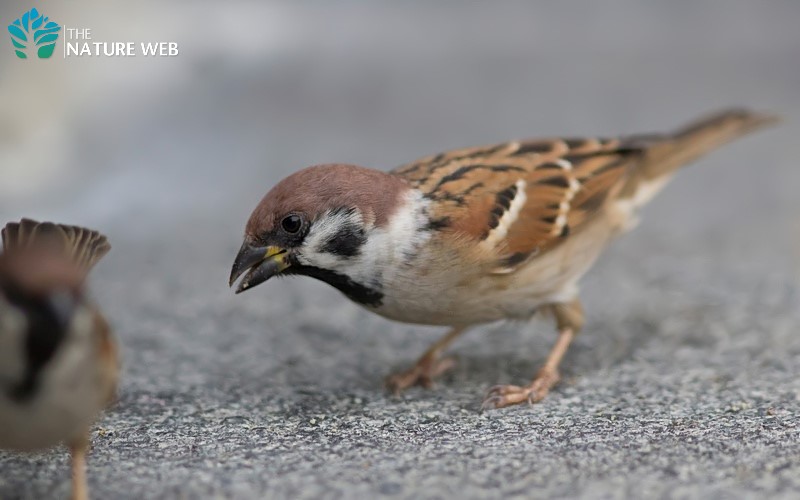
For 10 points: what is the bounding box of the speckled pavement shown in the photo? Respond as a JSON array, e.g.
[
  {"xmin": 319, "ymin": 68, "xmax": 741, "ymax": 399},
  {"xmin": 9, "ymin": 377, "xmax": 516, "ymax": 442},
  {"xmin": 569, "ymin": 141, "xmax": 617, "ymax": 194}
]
[{"xmin": 1, "ymin": 2, "xmax": 798, "ymax": 499}]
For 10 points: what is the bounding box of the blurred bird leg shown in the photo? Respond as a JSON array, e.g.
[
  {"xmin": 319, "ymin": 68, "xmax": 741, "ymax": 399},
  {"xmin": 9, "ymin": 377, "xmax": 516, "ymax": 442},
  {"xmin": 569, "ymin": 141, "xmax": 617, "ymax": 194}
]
[
  {"xmin": 70, "ymin": 432, "xmax": 89, "ymax": 500},
  {"xmin": 385, "ymin": 327, "xmax": 466, "ymax": 393}
]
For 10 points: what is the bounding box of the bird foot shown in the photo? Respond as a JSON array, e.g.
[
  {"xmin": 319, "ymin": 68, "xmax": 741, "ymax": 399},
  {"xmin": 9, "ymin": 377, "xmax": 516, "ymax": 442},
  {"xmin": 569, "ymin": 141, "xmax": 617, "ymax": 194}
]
[
  {"xmin": 481, "ymin": 369, "xmax": 560, "ymax": 410},
  {"xmin": 385, "ymin": 355, "xmax": 458, "ymax": 394}
]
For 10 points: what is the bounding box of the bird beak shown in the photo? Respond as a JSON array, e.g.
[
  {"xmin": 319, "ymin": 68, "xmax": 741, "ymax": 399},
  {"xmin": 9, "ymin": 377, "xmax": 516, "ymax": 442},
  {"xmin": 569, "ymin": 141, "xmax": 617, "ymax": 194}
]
[{"xmin": 229, "ymin": 242, "xmax": 290, "ymax": 294}]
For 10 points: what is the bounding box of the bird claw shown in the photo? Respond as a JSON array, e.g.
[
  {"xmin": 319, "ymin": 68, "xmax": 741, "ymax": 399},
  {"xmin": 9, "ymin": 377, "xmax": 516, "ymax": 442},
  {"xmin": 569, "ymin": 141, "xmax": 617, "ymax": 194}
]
[
  {"xmin": 480, "ymin": 385, "xmax": 535, "ymax": 410},
  {"xmin": 484, "ymin": 384, "xmax": 526, "ymax": 398},
  {"xmin": 480, "ymin": 395, "xmax": 502, "ymax": 412},
  {"xmin": 480, "ymin": 370, "xmax": 560, "ymax": 410},
  {"xmin": 385, "ymin": 355, "xmax": 458, "ymax": 395}
]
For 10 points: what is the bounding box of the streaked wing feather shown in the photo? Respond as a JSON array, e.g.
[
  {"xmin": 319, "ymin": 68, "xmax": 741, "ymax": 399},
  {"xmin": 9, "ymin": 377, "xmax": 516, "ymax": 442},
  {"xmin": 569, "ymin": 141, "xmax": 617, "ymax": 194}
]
[
  {"xmin": 392, "ymin": 137, "xmax": 643, "ymax": 271},
  {"xmin": 392, "ymin": 109, "xmax": 777, "ymax": 274}
]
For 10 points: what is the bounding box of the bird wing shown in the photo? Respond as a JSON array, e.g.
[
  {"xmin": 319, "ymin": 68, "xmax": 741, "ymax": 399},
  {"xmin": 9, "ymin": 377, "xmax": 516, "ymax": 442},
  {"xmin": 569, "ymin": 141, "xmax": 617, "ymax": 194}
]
[
  {"xmin": 392, "ymin": 109, "xmax": 777, "ymax": 273},
  {"xmin": 393, "ymin": 135, "xmax": 640, "ymax": 271}
]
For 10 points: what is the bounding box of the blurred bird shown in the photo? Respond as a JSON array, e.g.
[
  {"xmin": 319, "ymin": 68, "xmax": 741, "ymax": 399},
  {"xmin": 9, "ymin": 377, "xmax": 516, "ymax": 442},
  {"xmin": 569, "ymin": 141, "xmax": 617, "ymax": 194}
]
[
  {"xmin": 0, "ymin": 219, "xmax": 117, "ymax": 500},
  {"xmin": 229, "ymin": 109, "xmax": 777, "ymax": 409}
]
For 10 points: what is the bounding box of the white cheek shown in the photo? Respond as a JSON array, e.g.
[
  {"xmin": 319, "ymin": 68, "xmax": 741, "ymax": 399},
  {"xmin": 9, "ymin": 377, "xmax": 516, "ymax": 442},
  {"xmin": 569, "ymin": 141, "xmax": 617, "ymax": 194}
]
[
  {"xmin": 354, "ymin": 190, "xmax": 431, "ymax": 283},
  {"xmin": 51, "ymin": 306, "xmax": 95, "ymax": 370},
  {"xmin": 69, "ymin": 306, "xmax": 94, "ymax": 341},
  {"xmin": 297, "ymin": 210, "xmax": 363, "ymax": 270},
  {"xmin": 294, "ymin": 190, "xmax": 431, "ymax": 285}
]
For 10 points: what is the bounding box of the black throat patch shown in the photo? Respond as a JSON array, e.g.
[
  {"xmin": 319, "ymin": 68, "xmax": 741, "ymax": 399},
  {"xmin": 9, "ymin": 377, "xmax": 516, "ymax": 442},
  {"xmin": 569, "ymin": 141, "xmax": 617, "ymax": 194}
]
[{"xmin": 286, "ymin": 265, "xmax": 383, "ymax": 307}]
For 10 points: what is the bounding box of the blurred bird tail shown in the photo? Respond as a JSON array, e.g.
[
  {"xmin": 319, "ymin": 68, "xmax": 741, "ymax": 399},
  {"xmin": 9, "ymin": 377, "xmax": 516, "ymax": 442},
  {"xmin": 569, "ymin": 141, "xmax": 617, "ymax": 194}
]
[
  {"xmin": 618, "ymin": 108, "xmax": 780, "ymax": 204},
  {"xmin": 1, "ymin": 218, "xmax": 111, "ymax": 274}
]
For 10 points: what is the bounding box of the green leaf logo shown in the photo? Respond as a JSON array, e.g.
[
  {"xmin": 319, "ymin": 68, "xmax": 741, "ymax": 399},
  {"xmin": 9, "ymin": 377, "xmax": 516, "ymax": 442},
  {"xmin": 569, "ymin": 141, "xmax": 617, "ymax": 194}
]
[{"xmin": 8, "ymin": 8, "xmax": 61, "ymax": 59}]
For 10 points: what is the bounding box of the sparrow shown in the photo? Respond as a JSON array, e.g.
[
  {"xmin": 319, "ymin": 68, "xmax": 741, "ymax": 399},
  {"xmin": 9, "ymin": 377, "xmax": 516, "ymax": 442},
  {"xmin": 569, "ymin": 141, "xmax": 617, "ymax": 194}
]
[
  {"xmin": 229, "ymin": 108, "xmax": 777, "ymax": 409},
  {"xmin": 0, "ymin": 219, "xmax": 117, "ymax": 500}
]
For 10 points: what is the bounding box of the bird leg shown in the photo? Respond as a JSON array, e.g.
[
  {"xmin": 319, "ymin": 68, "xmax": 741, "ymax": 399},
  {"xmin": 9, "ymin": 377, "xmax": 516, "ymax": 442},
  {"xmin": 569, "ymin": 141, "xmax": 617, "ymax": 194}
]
[
  {"xmin": 482, "ymin": 300, "xmax": 583, "ymax": 409},
  {"xmin": 482, "ymin": 328, "xmax": 574, "ymax": 409},
  {"xmin": 385, "ymin": 327, "xmax": 466, "ymax": 394},
  {"xmin": 69, "ymin": 433, "xmax": 90, "ymax": 500}
]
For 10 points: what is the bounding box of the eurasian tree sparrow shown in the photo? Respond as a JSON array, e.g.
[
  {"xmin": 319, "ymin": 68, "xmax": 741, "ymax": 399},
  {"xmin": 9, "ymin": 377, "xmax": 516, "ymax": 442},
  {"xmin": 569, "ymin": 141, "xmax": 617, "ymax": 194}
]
[
  {"xmin": 0, "ymin": 219, "xmax": 117, "ymax": 500},
  {"xmin": 229, "ymin": 109, "xmax": 776, "ymax": 409}
]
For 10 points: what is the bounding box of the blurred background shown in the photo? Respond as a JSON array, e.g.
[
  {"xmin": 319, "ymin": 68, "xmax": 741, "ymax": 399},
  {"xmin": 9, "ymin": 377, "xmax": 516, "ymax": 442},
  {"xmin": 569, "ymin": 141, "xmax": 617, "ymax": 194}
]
[
  {"xmin": 1, "ymin": 1, "xmax": 799, "ymax": 498},
  {"xmin": 1, "ymin": 1, "xmax": 797, "ymax": 244}
]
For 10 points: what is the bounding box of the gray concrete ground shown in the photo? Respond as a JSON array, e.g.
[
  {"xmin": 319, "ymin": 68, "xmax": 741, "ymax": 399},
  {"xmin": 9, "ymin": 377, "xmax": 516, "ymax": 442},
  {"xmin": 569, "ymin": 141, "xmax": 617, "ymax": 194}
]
[{"xmin": 1, "ymin": 1, "xmax": 799, "ymax": 499}]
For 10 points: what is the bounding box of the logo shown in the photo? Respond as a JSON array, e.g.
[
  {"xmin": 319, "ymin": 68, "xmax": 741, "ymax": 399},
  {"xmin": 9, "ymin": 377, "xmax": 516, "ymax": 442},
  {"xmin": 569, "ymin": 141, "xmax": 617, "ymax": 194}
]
[{"xmin": 8, "ymin": 8, "xmax": 61, "ymax": 59}]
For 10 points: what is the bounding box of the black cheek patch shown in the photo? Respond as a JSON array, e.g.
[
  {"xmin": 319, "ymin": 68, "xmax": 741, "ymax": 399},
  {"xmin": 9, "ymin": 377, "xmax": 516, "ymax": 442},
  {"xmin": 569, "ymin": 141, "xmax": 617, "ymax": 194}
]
[
  {"xmin": 320, "ymin": 223, "xmax": 366, "ymax": 258},
  {"xmin": 1, "ymin": 282, "xmax": 70, "ymax": 402}
]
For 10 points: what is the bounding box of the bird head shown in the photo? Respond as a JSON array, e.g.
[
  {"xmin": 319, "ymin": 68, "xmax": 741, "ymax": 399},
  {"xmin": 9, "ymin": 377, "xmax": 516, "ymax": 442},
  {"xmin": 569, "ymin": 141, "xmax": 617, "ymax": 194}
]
[
  {"xmin": 229, "ymin": 164, "xmax": 411, "ymax": 299},
  {"xmin": 0, "ymin": 248, "xmax": 87, "ymax": 335}
]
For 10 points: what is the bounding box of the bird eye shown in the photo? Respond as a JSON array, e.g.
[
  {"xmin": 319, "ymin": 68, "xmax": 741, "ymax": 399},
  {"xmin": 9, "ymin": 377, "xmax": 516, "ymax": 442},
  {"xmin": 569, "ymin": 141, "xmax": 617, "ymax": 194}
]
[{"xmin": 281, "ymin": 214, "xmax": 303, "ymax": 234}]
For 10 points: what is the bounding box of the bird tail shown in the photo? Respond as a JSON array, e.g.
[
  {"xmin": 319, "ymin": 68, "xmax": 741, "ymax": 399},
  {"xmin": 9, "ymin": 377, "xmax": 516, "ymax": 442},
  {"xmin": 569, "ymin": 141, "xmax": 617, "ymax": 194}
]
[
  {"xmin": 1, "ymin": 218, "xmax": 111, "ymax": 274},
  {"xmin": 618, "ymin": 108, "xmax": 779, "ymax": 203}
]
